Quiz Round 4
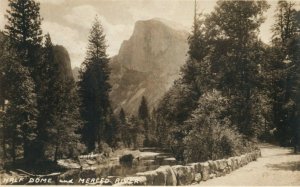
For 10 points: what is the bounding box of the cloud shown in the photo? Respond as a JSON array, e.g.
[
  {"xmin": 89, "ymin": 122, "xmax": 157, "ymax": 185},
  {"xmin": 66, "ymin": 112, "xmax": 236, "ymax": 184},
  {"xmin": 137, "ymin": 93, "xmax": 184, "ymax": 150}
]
[
  {"xmin": 0, "ymin": 14, "xmax": 5, "ymax": 31},
  {"xmin": 0, "ymin": 0, "xmax": 8, "ymax": 30},
  {"xmin": 64, "ymin": 5, "xmax": 98, "ymax": 29},
  {"xmin": 64, "ymin": 5, "xmax": 133, "ymax": 56},
  {"xmin": 38, "ymin": 0, "xmax": 65, "ymax": 5},
  {"xmin": 42, "ymin": 21, "xmax": 86, "ymax": 68}
]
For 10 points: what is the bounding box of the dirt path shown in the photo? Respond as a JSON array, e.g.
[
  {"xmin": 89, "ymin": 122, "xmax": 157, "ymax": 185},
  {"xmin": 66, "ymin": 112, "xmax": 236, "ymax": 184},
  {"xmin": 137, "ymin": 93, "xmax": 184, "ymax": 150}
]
[{"xmin": 198, "ymin": 144, "xmax": 300, "ymax": 186}]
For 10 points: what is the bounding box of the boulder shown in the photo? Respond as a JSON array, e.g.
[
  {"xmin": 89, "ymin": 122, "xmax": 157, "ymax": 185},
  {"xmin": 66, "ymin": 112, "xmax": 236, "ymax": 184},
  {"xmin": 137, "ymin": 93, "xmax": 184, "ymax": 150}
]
[
  {"xmin": 171, "ymin": 165, "xmax": 195, "ymax": 185},
  {"xmin": 230, "ymin": 157, "xmax": 237, "ymax": 170},
  {"xmin": 209, "ymin": 173, "xmax": 216, "ymax": 179},
  {"xmin": 57, "ymin": 159, "xmax": 81, "ymax": 169},
  {"xmin": 142, "ymin": 159, "xmax": 155, "ymax": 166},
  {"xmin": 136, "ymin": 170, "xmax": 158, "ymax": 185},
  {"xmin": 86, "ymin": 159, "xmax": 96, "ymax": 165},
  {"xmin": 162, "ymin": 158, "xmax": 177, "ymax": 165},
  {"xmin": 226, "ymin": 159, "xmax": 232, "ymax": 168},
  {"xmin": 208, "ymin": 160, "xmax": 217, "ymax": 172},
  {"xmin": 188, "ymin": 163, "xmax": 201, "ymax": 173},
  {"xmin": 194, "ymin": 173, "xmax": 202, "ymax": 183},
  {"xmin": 200, "ymin": 162, "xmax": 210, "ymax": 181},
  {"xmin": 218, "ymin": 159, "xmax": 227, "ymax": 171},
  {"xmin": 153, "ymin": 166, "xmax": 177, "ymax": 186}
]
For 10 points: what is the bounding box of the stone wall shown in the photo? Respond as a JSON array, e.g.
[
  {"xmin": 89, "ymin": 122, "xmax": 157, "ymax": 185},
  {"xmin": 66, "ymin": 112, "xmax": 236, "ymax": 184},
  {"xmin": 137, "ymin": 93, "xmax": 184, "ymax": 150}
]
[{"xmin": 114, "ymin": 150, "xmax": 261, "ymax": 186}]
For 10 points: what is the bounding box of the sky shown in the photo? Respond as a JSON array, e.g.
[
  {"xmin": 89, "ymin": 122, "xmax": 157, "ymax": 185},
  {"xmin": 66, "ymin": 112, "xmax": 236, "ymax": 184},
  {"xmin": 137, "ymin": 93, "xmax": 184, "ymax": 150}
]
[{"xmin": 0, "ymin": 0, "xmax": 299, "ymax": 68}]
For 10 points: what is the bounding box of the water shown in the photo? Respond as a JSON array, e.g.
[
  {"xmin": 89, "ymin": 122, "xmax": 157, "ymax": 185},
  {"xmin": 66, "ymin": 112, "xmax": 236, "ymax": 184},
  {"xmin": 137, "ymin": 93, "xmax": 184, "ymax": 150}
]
[
  {"xmin": 59, "ymin": 150, "xmax": 178, "ymax": 184},
  {"xmin": 94, "ymin": 153, "xmax": 177, "ymax": 177}
]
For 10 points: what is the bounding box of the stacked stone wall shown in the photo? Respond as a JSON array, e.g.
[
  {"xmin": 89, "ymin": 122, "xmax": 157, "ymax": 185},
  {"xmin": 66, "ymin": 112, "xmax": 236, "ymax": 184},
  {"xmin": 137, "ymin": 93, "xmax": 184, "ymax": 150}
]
[{"xmin": 115, "ymin": 150, "xmax": 261, "ymax": 186}]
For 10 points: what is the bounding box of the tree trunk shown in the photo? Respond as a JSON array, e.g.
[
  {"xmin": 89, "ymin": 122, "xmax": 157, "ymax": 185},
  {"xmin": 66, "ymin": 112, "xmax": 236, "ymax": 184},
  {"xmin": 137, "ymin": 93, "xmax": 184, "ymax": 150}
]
[
  {"xmin": 12, "ymin": 133, "xmax": 16, "ymax": 163},
  {"xmin": 54, "ymin": 144, "xmax": 58, "ymax": 162},
  {"xmin": 1, "ymin": 119, "xmax": 6, "ymax": 159},
  {"xmin": 23, "ymin": 138, "xmax": 28, "ymax": 161}
]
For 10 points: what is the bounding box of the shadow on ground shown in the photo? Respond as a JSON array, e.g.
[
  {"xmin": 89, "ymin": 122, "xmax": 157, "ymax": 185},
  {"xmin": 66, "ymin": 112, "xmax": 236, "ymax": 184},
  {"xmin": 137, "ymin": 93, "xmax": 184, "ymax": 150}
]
[{"xmin": 266, "ymin": 161, "xmax": 300, "ymax": 171}]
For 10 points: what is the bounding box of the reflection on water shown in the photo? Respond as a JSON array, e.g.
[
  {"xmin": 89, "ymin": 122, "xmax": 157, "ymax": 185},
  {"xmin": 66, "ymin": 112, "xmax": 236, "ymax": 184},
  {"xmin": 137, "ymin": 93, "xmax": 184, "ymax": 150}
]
[
  {"xmin": 61, "ymin": 151, "xmax": 178, "ymax": 183},
  {"xmin": 94, "ymin": 152, "xmax": 177, "ymax": 177}
]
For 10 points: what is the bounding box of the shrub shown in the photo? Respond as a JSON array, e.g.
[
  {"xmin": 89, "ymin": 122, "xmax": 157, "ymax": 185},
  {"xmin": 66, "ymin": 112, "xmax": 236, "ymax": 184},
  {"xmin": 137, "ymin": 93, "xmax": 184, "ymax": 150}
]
[{"xmin": 182, "ymin": 90, "xmax": 248, "ymax": 162}]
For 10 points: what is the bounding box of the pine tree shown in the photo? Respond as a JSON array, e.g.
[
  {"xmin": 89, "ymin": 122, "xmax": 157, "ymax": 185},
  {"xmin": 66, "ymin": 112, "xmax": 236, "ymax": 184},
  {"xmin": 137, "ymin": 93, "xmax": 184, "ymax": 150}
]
[
  {"xmin": 271, "ymin": 0, "xmax": 299, "ymax": 145},
  {"xmin": 5, "ymin": 0, "xmax": 43, "ymax": 69},
  {"xmin": 291, "ymin": 35, "xmax": 300, "ymax": 152},
  {"xmin": 2, "ymin": 50, "xmax": 38, "ymax": 163},
  {"xmin": 138, "ymin": 96, "xmax": 149, "ymax": 122},
  {"xmin": 78, "ymin": 17, "xmax": 111, "ymax": 151},
  {"xmin": 0, "ymin": 32, "xmax": 8, "ymax": 161},
  {"xmin": 40, "ymin": 34, "xmax": 83, "ymax": 161},
  {"xmin": 205, "ymin": 0, "xmax": 269, "ymax": 137},
  {"xmin": 5, "ymin": 0, "xmax": 43, "ymax": 162},
  {"xmin": 119, "ymin": 108, "xmax": 126, "ymax": 124}
]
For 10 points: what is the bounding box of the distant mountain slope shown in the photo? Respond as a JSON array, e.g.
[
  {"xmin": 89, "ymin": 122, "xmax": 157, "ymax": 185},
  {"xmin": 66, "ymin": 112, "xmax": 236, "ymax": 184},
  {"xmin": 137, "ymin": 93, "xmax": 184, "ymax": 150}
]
[{"xmin": 110, "ymin": 18, "xmax": 189, "ymax": 115}]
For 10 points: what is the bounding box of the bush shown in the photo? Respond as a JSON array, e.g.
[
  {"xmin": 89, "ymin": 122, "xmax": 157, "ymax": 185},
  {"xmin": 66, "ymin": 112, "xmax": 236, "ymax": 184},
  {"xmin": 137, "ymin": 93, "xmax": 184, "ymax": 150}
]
[
  {"xmin": 182, "ymin": 90, "xmax": 248, "ymax": 162},
  {"xmin": 95, "ymin": 142, "xmax": 112, "ymax": 156}
]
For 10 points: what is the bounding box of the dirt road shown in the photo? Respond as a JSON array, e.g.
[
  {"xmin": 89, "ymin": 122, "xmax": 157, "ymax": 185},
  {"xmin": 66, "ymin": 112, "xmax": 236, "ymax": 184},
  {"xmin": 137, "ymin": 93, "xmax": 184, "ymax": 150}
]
[{"xmin": 199, "ymin": 144, "xmax": 300, "ymax": 186}]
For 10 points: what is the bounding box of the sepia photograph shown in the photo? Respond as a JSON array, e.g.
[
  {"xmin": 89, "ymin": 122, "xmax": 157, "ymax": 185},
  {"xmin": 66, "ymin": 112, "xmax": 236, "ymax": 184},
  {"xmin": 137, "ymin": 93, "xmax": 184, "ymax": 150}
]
[{"xmin": 0, "ymin": 0, "xmax": 300, "ymax": 186}]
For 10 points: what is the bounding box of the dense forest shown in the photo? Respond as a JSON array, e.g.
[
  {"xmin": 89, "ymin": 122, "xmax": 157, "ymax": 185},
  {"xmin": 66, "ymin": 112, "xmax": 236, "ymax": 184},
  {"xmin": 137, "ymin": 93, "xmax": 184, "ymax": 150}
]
[{"xmin": 0, "ymin": 0, "xmax": 300, "ymax": 171}]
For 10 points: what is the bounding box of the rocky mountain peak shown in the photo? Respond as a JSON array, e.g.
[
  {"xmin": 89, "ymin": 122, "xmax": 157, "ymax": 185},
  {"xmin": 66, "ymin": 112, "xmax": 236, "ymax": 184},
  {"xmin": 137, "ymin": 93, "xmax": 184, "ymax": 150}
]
[{"xmin": 110, "ymin": 18, "xmax": 189, "ymax": 115}]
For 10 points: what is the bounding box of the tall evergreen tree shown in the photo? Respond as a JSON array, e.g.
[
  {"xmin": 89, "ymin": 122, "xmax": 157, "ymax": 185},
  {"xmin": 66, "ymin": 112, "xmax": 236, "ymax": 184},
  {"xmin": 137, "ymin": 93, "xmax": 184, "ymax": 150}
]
[
  {"xmin": 5, "ymin": 0, "xmax": 43, "ymax": 161},
  {"xmin": 78, "ymin": 17, "xmax": 111, "ymax": 151},
  {"xmin": 2, "ymin": 50, "xmax": 38, "ymax": 163},
  {"xmin": 5, "ymin": 0, "xmax": 43, "ymax": 69},
  {"xmin": 119, "ymin": 108, "xmax": 126, "ymax": 124},
  {"xmin": 271, "ymin": 0, "xmax": 299, "ymax": 145},
  {"xmin": 206, "ymin": 0, "xmax": 269, "ymax": 137},
  {"xmin": 138, "ymin": 96, "xmax": 149, "ymax": 121},
  {"xmin": 39, "ymin": 34, "xmax": 83, "ymax": 161}
]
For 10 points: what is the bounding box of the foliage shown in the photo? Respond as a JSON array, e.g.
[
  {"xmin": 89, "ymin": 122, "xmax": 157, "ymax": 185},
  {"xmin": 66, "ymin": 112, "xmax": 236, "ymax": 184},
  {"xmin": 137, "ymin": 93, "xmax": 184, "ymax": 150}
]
[
  {"xmin": 78, "ymin": 17, "xmax": 112, "ymax": 151},
  {"xmin": 138, "ymin": 96, "xmax": 150, "ymax": 121},
  {"xmin": 183, "ymin": 90, "xmax": 247, "ymax": 162},
  {"xmin": 1, "ymin": 49, "xmax": 38, "ymax": 162},
  {"xmin": 270, "ymin": 0, "xmax": 299, "ymax": 146},
  {"xmin": 5, "ymin": 0, "xmax": 43, "ymax": 72}
]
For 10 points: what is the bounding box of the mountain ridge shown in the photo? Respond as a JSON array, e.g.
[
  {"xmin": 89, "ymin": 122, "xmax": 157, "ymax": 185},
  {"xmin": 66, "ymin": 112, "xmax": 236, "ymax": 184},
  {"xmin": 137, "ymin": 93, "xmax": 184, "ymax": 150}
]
[{"xmin": 109, "ymin": 18, "xmax": 189, "ymax": 115}]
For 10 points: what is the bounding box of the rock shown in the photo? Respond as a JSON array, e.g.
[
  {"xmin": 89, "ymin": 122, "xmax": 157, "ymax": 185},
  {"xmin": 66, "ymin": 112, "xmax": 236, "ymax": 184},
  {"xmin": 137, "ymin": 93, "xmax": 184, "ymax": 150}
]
[
  {"xmin": 162, "ymin": 157, "xmax": 177, "ymax": 165},
  {"xmin": 119, "ymin": 154, "xmax": 134, "ymax": 164},
  {"xmin": 153, "ymin": 170, "xmax": 166, "ymax": 185},
  {"xmin": 219, "ymin": 159, "xmax": 227, "ymax": 170},
  {"xmin": 142, "ymin": 159, "xmax": 155, "ymax": 166},
  {"xmin": 237, "ymin": 157, "xmax": 242, "ymax": 166},
  {"xmin": 86, "ymin": 159, "xmax": 96, "ymax": 165},
  {"xmin": 194, "ymin": 173, "xmax": 202, "ymax": 183},
  {"xmin": 200, "ymin": 162, "xmax": 210, "ymax": 181},
  {"xmin": 215, "ymin": 171, "xmax": 222, "ymax": 177},
  {"xmin": 230, "ymin": 157, "xmax": 237, "ymax": 170},
  {"xmin": 241, "ymin": 155, "xmax": 247, "ymax": 166},
  {"xmin": 136, "ymin": 170, "xmax": 158, "ymax": 185},
  {"xmin": 227, "ymin": 159, "xmax": 232, "ymax": 167},
  {"xmin": 139, "ymin": 152, "xmax": 160, "ymax": 160},
  {"xmin": 208, "ymin": 160, "xmax": 217, "ymax": 172},
  {"xmin": 57, "ymin": 159, "xmax": 81, "ymax": 169},
  {"xmin": 172, "ymin": 165, "xmax": 195, "ymax": 185},
  {"xmin": 188, "ymin": 163, "xmax": 201, "ymax": 173},
  {"xmin": 209, "ymin": 173, "xmax": 216, "ymax": 179},
  {"xmin": 110, "ymin": 18, "xmax": 189, "ymax": 115},
  {"xmin": 153, "ymin": 166, "xmax": 177, "ymax": 186}
]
